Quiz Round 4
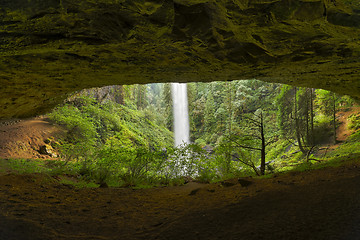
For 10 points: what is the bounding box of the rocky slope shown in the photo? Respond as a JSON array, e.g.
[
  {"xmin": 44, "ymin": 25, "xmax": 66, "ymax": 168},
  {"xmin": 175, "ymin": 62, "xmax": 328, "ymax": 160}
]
[{"xmin": 1, "ymin": 0, "xmax": 360, "ymax": 118}]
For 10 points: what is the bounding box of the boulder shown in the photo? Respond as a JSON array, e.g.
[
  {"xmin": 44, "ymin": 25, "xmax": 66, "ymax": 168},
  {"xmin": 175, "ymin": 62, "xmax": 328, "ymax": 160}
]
[{"xmin": 39, "ymin": 144, "xmax": 57, "ymax": 158}]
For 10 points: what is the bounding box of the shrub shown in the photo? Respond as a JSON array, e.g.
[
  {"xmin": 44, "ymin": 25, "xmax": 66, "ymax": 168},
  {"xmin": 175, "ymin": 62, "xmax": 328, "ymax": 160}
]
[{"xmin": 348, "ymin": 113, "xmax": 360, "ymax": 130}]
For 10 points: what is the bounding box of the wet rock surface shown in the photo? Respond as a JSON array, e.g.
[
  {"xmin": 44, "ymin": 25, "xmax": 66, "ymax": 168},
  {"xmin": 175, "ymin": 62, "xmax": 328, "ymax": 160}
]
[{"xmin": 0, "ymin": 0, "xmax": 360, "ymax": 118}]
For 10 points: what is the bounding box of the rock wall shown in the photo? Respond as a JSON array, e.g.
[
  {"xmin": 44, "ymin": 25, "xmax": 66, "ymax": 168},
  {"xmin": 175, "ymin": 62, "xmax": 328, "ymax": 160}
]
[{"xmin": 0, "ymin": 0, "xmax": 360, "ymax": 118}]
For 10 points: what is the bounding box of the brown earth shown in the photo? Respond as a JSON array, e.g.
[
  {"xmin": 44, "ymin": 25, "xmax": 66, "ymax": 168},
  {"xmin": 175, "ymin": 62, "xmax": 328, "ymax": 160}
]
[
  {"xmin": 1, "ymin": 161, "xmax": 360, "ymax": 240},
  {"xmin": 316, "ymin": 106, "xmax": 359, "ymax": 156},
  {"xmin": 336, "ymin": 107, "xmax": 360, "ymax": 142},
  {"xmin": 0, "ymin": 117, "xmax": 62, "ymax": 160}
]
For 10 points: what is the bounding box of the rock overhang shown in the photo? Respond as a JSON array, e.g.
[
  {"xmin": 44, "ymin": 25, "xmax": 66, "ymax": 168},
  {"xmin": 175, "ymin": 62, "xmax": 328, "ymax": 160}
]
[{"xmin": 0, "ymin": 0, "xmax": 360, "ymax": 119}]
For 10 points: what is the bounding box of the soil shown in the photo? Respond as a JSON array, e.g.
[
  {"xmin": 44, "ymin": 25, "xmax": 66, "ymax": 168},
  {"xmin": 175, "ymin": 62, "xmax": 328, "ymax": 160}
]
[
  {"xmin": 0, "ymin": 110, "xmax": 360, "ymax": 240},
  {"xmin": 315, "ymin": 107, "xmax": 360, "ymax": 156},
  {"xmin": 0, "ymin": 117, "xmax": 63, "ymax": 160},
  {"xmin": 1, "ymin": 162, "xmax": 360, "ymax": 240},
  {"xmin": 336, "ymin": 107, "xmax": 360, "ymax": 142}
]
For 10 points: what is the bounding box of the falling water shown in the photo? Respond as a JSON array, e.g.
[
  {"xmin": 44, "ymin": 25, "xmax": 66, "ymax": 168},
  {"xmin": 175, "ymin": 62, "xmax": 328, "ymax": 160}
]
[{"xmin": 171, "ymin": 83, "xmax": 190, "ymax": 147}]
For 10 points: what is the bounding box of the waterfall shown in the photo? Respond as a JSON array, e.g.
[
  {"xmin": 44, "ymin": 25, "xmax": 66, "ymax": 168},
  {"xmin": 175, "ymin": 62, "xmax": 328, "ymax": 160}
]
[{"xmin": 171, "ymin": 83, "xmax": 190, "ymax": 147}]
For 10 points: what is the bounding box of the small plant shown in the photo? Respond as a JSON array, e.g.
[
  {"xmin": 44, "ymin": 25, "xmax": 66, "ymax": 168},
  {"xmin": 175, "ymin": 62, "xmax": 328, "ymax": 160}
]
[{"xmin": 348, "ymin": 113, "xmax": 360, "ymax": 130}]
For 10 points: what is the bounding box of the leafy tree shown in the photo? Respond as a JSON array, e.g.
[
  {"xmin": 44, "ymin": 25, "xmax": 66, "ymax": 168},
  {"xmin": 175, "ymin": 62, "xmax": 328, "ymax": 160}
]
[
  {"xmin": 204, "ymin": 90, "xmax": 216, "ymax": 135},
  {"xmin": 315, "ymin": 89, "xmax": 338, "ymax": 144},
  {"xmin": 276, "ymin": 86, "xmax": 314, "ymax": 155},
  {"xmin": 134, "ymin": 84, "xmax": 148, "ymax": 110},
  {"xmin": 161, "ymin": 83, "xmax": 173, "ymax": 130}
]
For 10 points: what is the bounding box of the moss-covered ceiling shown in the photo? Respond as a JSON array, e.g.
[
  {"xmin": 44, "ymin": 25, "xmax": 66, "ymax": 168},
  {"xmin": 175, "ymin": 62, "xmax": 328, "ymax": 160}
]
[{"xmin": 0, "ymin": 0, "xmax": 360, "ymax": 119}]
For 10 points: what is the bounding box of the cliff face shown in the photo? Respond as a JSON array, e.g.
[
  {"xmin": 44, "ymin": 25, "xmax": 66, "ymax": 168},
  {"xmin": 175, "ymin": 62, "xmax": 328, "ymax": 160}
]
[{"xmin": 1, "ymin": 0, "xmax": 360, "ymax": 118}]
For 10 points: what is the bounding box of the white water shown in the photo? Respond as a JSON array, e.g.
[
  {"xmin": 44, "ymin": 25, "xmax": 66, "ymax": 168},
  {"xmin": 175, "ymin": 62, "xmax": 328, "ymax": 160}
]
[{"xmin": 171, "ymin": 83, "xmax": 190, "ymax": 147}]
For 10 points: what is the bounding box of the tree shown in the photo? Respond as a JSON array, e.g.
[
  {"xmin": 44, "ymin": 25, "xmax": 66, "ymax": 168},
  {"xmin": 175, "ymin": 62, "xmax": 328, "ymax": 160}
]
[
  {"xmin": 276, "ymin": 86, "xmax": 315, "ymax": 155},
  {"xmin": 114, "ymin": 85, "xmax": 125, "ymax": 105},
  {"xmin": 161, "ymin": 83, "xmax": 173, "ymax": 131},
  {"xmin": 309, "ymin": 88, "xmax": 315, "ymax": 146},
  {"xmin": 229, "ymin": 109, "xmax": 277, "ymax": 175},
  {"xmin": 294, "ymin": 87, "xmax": 306, "ymax": 154},
  {"xmin": 204, "ymin": 90, "xmax": 216, "ymax": 134},
  {"xmin": 316, "ymin": 89, "xmax": 338, "ymax": 144},
  {"xmin": 134, "ymin": 84, "xmax": 148, "ymax": 110}
]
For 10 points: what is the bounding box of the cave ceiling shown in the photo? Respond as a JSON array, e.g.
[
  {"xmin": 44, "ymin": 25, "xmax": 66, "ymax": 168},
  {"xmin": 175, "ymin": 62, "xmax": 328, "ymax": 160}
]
[{"xmin": 0, "ymin": 0, "xmax": 360, "ymax": 118}]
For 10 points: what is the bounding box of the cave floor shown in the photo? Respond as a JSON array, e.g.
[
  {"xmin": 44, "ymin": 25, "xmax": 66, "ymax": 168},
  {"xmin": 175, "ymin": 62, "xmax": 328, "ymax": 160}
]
[{"xmin": 1, "ymin": 160, "xmax": 360, "ymax": 240}]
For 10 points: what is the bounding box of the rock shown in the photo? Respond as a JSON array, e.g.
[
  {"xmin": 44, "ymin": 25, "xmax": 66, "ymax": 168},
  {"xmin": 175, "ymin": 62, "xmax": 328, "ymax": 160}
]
[
  {"xmin": 189, "ymin": 188, "xmax": 201, "ymax": 196},
  {"xmin": 39, "ymin": 144, "xmax": 57, "ymax": 158},
  {"xmin": 99, "ymin": 182, "xmax": 109, "ymax": 188},
  {"xmin": 1, "ymin": 0, "xmax": 360, "ymax": 118},
  {"xmin": 238, "ymin": 178, "xmax": 253, "ymax": 187}
]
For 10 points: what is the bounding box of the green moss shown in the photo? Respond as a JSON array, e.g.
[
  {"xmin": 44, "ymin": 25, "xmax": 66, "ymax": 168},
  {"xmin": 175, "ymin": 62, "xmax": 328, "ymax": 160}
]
[
  {"xmin": 266, "ymin": 140, "xmax": 289, "ymax": 162},
  {"xmin": 58, "ymin": 178, "xmax": 99, "ymax": 188},
  {"xmin": 0, "ymin": 158, "xmax": 49, "ymax": 174},
  {"xmin": 1, "ymin": 0, "xmax": 360, "ymax": 119}
]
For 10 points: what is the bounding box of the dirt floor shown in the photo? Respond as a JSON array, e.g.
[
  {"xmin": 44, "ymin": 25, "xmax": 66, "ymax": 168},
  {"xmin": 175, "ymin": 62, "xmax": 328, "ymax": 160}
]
[
  {"xmin": 0, "ymin": 117, "xmax": 62, "ymax": 160},
  {"xmin": 336, "ymin": 107, "xmax": 360, "ymax": 142},
  {"xmin": 1, "ymin": 162, "xmax": 360, "ymax": 240},
  {"xmin": 0, "ymin": 110, "xmax": 360, "ymax": 240}
]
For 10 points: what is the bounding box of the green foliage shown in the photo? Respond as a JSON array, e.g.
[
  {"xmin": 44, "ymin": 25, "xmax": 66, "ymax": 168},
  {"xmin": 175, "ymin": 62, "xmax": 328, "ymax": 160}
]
[
  {"xmin": 348, "ymin": 112, "xmax": 360, "ymax": 130},
  {"xmin": 161, "ymin": 83, "xmax": 173, "ymax": 131},
  {"xmin": 58, "ymin": 178, "xmax": 99, "ymax": 189},
  {"xmin": 14, "ymin": 80, "xmax": 359, "ymax": 188},
  {"xmin": 315, "ymin": 89, "xmax": 335, "ymax": 116},
  {"xmin": 275, "ymin": 85, "xmax": 294, "ymax": 138},
  {"xmin": 92, "ymin": 146, "xmax": 160, "ymax": 186},
  {"xmin": 289, "ymin": 152, "xmax": 360, "ymax": 174},
  {"xmin": 204, "ymin": 90, "xmax": 216, "ymax": 134},
  {"xmin": 188, "ymin": 80, "xmax": 280, "ymax": 147},
  {"xmin": 312, "ymin": 113, "xmax": 332, "ymax": 143},
  {"xmin": 266, "ymin": 140, "xmax": 290, "ymax": 162},
  {"xmin": 326, "ymin": 131, "xmax": 360, "ymax": 160},
  {"xmin": 47, "ymin": 93, "xmax": 176, "ymax": 187},
  {"xmin": 50, "ymin": 96, "xmax": 173, "ymax": 151},
  {"xmin": 1, "ymin": 159, "xmax": 49, "ymax": 174},
  {"xmin": 48, "ymin": 101, "xmax": 98, "ymax": 145},
  {"xmin": 194, "ymin": 138, "xmax": 207, "ymax": 147},
  {"xmin": 214, "ymin": 141, "xmax": 243, "ymax": 176},
  {"xmin": 342, "ymin": 0, "xmax": 360, "ymax": 9}
]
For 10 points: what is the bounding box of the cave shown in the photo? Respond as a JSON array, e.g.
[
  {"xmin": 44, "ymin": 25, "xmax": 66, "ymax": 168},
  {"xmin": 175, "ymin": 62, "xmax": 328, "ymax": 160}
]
[
  {"xmin": 1, "ymin": 0, "xmax": 360, "ymax": 239},
  {"xmin": 0, "ymin": 0, "xmax": 360, "ymax": 119}
]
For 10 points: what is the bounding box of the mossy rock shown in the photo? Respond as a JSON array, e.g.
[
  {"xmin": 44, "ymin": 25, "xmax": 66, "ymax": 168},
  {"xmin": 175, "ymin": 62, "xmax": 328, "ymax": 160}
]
[{"xmin": 1, "ymin": 0, "xmax": 360, "ymax": 118}]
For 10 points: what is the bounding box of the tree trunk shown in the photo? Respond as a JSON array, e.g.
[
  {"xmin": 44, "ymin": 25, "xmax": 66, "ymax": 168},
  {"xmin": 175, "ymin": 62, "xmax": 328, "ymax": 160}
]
[
  {"xmin": 294, "ymin": 87, "xmax": 306, "ymax": 154},
  {"xmin": 310, "ymin": 88, "xmax": 314, "ymax": 146},
  {"xmin": 226, "ymin": 81, "xmax": 232, "ymax": 137},
  {"xmin": 305, "ymin": 88, "xmax": 309, "ymax": 144},
  {"xmin": 260, "ymin": 112, "xmax": 266, "ymax": 175},
  {"xmin": 333, "ymin": 92, "xmax": 337, "ymax": 144},
  {"xmin": 115, "ymin": 85, "xmax": 125, "ymax": 105}
]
